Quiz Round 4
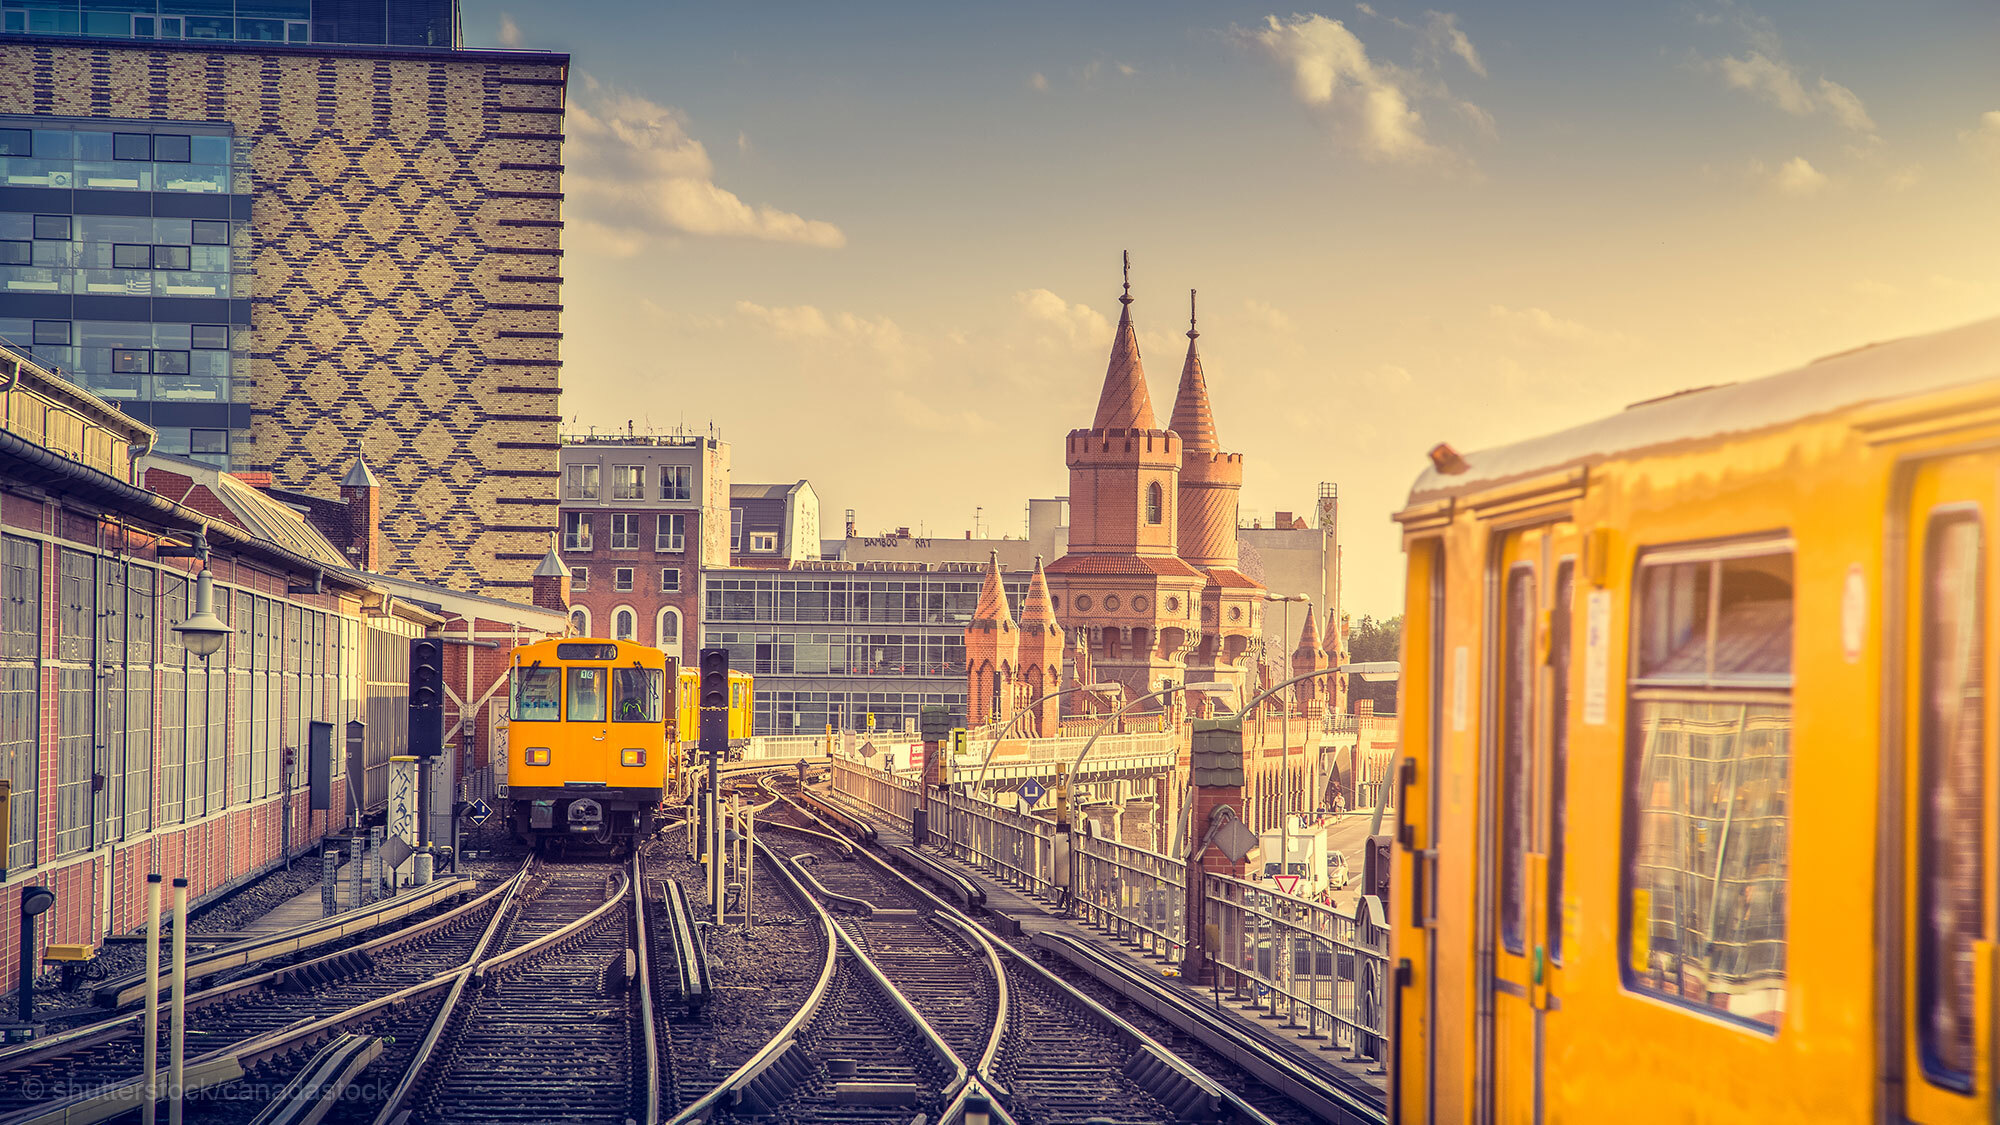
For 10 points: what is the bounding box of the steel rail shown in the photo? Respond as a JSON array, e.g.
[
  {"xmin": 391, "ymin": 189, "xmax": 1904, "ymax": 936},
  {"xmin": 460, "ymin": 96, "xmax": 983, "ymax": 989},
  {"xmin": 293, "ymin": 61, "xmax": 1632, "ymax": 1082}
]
[
  {"xmin": 0, "ymin": 866, "xmax": 520, "ymax": 1078},
  {"xmin": 663, "ymin": 835, "xmax": 837, "ymax": 1125},
  {"xmin": 633, "ymin": 848, "xmax": 662, "ymax": 1125}
]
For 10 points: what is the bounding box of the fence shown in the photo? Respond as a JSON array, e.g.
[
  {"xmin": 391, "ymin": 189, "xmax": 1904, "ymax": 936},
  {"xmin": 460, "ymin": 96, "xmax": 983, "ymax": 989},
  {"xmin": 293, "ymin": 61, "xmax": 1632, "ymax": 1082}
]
[
  {"xmin": 927, "ymin": 788, "xmax": 1058, "ymax": 899},
  {"xmin": 1203, "ymin": 872, "xmax": 1389, "ymax": 1060},
  {"xmin": 830, "ymin": 757, "xmax": 918, "ymax": 831},
  {"xmin": 1074, "ymin": 828, "xmax": 1186, "ymax": 962}
]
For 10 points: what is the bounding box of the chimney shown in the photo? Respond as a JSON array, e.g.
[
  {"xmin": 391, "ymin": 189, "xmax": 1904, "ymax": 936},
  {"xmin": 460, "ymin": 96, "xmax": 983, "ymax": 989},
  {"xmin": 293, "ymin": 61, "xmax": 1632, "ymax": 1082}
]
[
  {"xmin": 532, "ymin": 537, "xmax": 572, "ymax": 615},
  {"xmin": 1275, "ymin": 510, "xmax": 1292, "ymax": 528},
  {"xmin": 340, "ymin": 458, "xmax": 384, "ymax": 572}
]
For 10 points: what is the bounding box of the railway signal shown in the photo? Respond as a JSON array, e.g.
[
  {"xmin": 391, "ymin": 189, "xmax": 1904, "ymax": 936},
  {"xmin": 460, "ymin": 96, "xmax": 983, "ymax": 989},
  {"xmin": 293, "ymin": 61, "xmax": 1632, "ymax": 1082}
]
[
  {"xmin": 698, "ymin": 647, "xmax": 729, "ymax": 925},
  {"xmin": 466, "ymin": 798, "xmax": 492, "ymax": 827},
  {"xmin": 408, "ymin": 637, "xmax": 444, "ymax": 759}
]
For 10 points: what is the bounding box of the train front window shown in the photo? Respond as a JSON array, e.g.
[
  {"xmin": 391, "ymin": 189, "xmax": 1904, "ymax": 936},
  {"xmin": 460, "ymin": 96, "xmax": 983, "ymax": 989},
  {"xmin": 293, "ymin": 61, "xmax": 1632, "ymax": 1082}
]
[
  {"xmin": 568, "ymin": 667, "xmax": 607, "ymax": 723},
  {"xmin": 614, "ymin": 667, "xmax": 661, "ymax": 723},
  {"xmin": 511, "ymin": 667, "xmax": 560, "ymax": 722},
  {"xmin": 1624, "ymin": 541, "xmax": 1793, "ymax": 1031}
]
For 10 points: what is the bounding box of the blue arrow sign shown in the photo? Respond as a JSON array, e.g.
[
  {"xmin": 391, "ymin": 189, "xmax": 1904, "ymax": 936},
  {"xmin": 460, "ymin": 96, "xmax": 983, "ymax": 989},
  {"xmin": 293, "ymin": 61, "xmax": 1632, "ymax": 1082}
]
[
  {"xmin": 1018, "ymin": 778, "xmax": 1047, "ymax": 808},
  {"xmin": 466, "ymin": 798, "xmax": 492, "ymax": 827}
]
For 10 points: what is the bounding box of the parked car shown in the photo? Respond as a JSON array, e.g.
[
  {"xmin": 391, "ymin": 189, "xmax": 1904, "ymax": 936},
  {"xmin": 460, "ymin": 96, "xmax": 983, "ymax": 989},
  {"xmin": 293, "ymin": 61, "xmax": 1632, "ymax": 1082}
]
[{"xmin": 1328, "ymin": 851, "xmax": 1351, "ymax": 890}]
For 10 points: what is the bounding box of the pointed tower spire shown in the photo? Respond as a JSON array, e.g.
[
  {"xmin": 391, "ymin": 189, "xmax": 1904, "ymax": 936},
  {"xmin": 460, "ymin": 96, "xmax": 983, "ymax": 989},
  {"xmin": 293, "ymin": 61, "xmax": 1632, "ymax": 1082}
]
[
  {"xmin": 1020, "ymin": 555, "xmax": 1061, "ymax": 637},
  {"xmin": 1169, "ymin": 287, "xmax": 1220, "ymax": 451},
  {"xmin": 1092, "ymin": 250, "xmax": 1158, "ymax": 431},
  {"xmin": 971, "ymin": 550, "xmax": 1015, "ymax": 629},
  {"xmin": 1294, "ymin": 603, "xmax": 1321, "ymax": 657}
]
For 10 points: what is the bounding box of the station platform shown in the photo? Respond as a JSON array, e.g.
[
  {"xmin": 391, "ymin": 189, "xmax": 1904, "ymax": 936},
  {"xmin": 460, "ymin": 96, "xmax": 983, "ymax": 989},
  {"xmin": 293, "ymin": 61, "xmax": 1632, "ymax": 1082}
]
[
  {"xmin": 810, "ymin": 786, "xmax": 1389, "ymax": 1108},
  {"xmin": 236, "ymin": 859, "xmax": 359, "ymax": 935}
]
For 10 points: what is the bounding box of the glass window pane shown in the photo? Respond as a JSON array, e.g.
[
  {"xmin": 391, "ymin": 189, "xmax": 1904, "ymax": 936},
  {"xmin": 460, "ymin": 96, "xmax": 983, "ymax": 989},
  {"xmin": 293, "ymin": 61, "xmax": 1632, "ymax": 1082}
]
[
  {"xmin": 153, "ymin": 244, "xmax": 190, "ymax": 270},
  {"xmin": 612, "ymin": 668, "xmax": 660, "ymax": 722},
  {"xmin": 1714, "ymin": 553, "xmax": 1793, "ymax": 679},
  {"xmin": 1636, "ymin": 560, "xmax": 1710, "ymax": 680},
  {"xmin": 1500, "ymin": 565, "xmax": 1534, "ymax": 956},
  {"xmin": 511, "ymin": 666, "xmax": 560, "ymax": 721},
  {"xmin": 152, "ymin": 134, "xmax": 191, "ymax": 163},
  {"xmin": 1919, "ymin": 512, "xmax": 1984, "ymax": 1088},
  {"xmin": 33, "ymin": 215, "xmax": 69, "ymax": 240},
  {"xmin": 1549, "ymin": 560, "xmax": 1574, "ymax": 964},
  {"xmin": 33, "ymin": 320, "xmax": 69, "ymax": 346},
  {"xmin": 112, "ymin": 133, "xmax": 151, "ymax": 161},
  {"xmin": 0, "ymin": 130, "xmax": 28, "ymax": 157},
  {"xmin": 0, "ymin": 242, "xmax": 26, "ymax": 266},
  {"xmin": 191, "ymin": 219, "xmax": 228, "ymax": 245},
  {"xmin": 190, "ymin": 324, "xmax": 227, "ymax": 349},
  {"xmin": 567, "ymin": 666, "xmax": 606, "ymax": 723}
]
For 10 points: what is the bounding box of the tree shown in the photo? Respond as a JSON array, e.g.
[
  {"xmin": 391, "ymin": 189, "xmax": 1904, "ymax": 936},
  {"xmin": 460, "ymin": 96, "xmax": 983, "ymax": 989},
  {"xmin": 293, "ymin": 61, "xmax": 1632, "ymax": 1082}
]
[{"xmin": 1346, "ymin": 614, "xmax": 1402, "ymax": 715}]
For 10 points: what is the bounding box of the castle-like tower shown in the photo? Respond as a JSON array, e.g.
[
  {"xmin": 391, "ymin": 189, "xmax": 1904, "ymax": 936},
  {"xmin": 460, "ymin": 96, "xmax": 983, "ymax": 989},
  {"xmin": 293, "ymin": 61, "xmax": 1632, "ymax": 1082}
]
[
  {"xmin": 1045, "ymin": 257, "xmax": 1220, "ymax": 708},
  {"xmin": 1016, "ymin": 555, "xmax": 1065, "ymax": 735},
  {"xmin": 1171, "ymin": 291, "xmax": 1263, "ymax": 690},
  {"xmin": 965, "ymin": 551, "xmax": 1020, "ymax": 726}
]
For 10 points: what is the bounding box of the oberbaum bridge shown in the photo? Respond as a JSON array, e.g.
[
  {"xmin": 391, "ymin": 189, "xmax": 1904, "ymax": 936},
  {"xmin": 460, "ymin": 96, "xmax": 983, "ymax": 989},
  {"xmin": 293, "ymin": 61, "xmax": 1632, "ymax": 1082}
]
[{"xmin": 751, "ymin": 272, "xmax": 1404, "ymax": 1109}]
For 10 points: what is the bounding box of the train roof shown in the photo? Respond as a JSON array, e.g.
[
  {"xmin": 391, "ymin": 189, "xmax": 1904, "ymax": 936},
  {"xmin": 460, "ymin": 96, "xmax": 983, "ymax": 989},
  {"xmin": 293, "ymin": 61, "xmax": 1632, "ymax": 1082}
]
[{"xmin": 1401, "ymin": 313, "xmax": 2000, "ymax": 512}]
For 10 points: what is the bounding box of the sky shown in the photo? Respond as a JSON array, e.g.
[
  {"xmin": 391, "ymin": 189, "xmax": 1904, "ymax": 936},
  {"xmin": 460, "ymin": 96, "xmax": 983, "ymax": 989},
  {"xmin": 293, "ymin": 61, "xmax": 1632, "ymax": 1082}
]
[{"xmin": 470, "ymin": 0, "xmax": 2000, "ymax": 619}]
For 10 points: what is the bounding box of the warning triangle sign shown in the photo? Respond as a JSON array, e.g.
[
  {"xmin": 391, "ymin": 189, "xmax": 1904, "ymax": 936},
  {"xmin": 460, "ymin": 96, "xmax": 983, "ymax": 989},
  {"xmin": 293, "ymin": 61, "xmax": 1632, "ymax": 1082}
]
[{"xmin": 1274, "ymin": 873, "xmax": 1301, "ymax": 895}]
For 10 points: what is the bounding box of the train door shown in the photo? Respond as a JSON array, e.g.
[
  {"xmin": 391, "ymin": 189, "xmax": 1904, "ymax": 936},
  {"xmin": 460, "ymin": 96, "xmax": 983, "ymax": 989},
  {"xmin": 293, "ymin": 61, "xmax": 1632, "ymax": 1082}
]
[
  {"xmin": 1897, "ymin": 456, "xmax": 1997, "ymax": 1125},
  {"xmin": 1481, "ymin": 521, "xmax": 1577, "ymax": 1124}
]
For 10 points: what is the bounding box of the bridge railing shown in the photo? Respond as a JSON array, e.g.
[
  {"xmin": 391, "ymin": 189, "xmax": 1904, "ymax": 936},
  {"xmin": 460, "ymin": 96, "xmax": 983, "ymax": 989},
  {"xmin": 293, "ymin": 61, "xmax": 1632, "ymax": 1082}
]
[
  {"xmin": 929, "ymin": 789, "xmax": 1058, "ymax": 899},
  {"xmin": 965, "ymin": 730, "xmax": 1176, "ymax": 771},
  {"xmin": 1203, "ymin": 873, "xmax": 1390, "ymax": 1061},
  {"xmin": 1074, "ymin": 830, "xmax": 1185, "ymax": 962},
  {"xmin": 829, "ymin": 757, "xmax": 918, "ymax": 832}
]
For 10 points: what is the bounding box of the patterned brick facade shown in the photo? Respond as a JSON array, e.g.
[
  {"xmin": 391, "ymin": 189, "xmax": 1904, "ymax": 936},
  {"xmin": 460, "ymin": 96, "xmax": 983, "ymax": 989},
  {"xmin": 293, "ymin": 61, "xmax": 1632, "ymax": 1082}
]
[{"xmin": 0, "ymin": 38, "xmax": 569, "ymax": 596}]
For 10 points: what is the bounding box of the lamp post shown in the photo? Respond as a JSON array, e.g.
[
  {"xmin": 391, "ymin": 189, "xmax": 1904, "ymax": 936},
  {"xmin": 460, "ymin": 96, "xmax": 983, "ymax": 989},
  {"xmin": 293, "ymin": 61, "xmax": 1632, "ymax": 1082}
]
[
  {"xmin": 169, "ymin": 535, "xmax": 231, "ymax": 661},
  {"xmin": 16, "ymin": 885, "xmax": 53, "ymax": 1024},
  {"xmin": 972, "ymin": 681, "xmax": 1119, "ymax": 793},
  {"xmin": 1066, "ymin": 679, "xmax": 1232, "ymax": 828},
  {"xmin": 1263, "ymin": 593, "xmax": 1309, "ymax": 881}
]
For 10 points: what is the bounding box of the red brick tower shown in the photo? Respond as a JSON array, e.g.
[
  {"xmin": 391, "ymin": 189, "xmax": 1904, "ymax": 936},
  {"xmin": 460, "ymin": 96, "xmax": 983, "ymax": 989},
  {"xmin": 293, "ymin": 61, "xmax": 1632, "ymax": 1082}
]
[
  {"xmin": 1047, "ymin": 255, "xmax": 1207, "ymax": 709},
  {"xmin": 1016, "ymin": 555, "xmax": 1066, "ymax": 736},
  {"xmin": 340, "ymin": 457, "xmax": 384, "ymax": 573},
  {"xmin": 965, "ymin": 550, "xmax": 1020, "ymax": 726},
  {"xmin": 1169, "ymin": 290, "xmax": 1263, "ymax": 693},
  {"xmin": 1291, "ymin": 604, "xmax": 1329, "ymax": 715}
]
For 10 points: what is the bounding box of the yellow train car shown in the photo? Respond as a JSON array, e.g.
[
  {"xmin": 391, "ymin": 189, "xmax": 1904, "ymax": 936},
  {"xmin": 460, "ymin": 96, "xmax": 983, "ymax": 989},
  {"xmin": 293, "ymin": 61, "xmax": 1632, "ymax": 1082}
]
[
  {"xmin": 1392, "ymin": 315, "xmax": 2000, "ymax": 1122},
  {"xmin": 675, "ymin": 664, "xmax": 754, "ymax": 758},
  {"xmin": 506, "ymin": 637, "xmax": 673, "ymax": 850}
]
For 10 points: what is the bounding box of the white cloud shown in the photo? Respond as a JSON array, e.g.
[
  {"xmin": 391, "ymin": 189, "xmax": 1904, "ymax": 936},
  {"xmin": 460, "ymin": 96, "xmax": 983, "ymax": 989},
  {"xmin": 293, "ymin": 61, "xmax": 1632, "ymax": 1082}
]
[
  {"xmin": 1699, "ymin": 11, "xmax": 1875, "ymax": 134},
  {"xmin": 1015, "ymin": 288, "xmax": 1112, "ymax": 348},
  {"xmin": 1886, "ymin": 164, "xmax": 1921, "ymax": 191},
  {"xmin": 1771, "ymin": 155, "xmax": 1827, "ymax": 196},
  {"xmin": 497, "ymin": 12, "xmax": 521, "ymax": 48},
  {"xmin": 1421, "ymin": 11, "xmax": 1484, "ymax": 77},
  {"xmin": 1240, "ymin": 13, "xmax": 1480, "ymax": 165},
  {"xmin": 734, "ymin": 301, "xmax": 905, "ymax": 353},
  {"xmin": 1816, "ymin": 78, "xmax": 1874, "ymax": 132},
  {"xmin": 1488, "ymin": 304, "xmax": 1627, "ymax": 346},
  {"xmin": 1961, "ymin": 110, "xmax": 2000, "ymax": 159},
  {"xmin": 1242, "ymin": 299, "xmax": 1294, "ymax": 332},
  {"xmin": 1028, "ymin": 71, "xmax": 1049, "ymax": 92},
  {"xmin": 736, "ymin": 131, "xmax": 751, "ymax": 155},
  {"xmin": 566, "ymin": 93, "xmax": 845, "ymax": 250},
  {"xmin": 1715, "ymin": 50, "xmax": 1813, "ymax": 115}
]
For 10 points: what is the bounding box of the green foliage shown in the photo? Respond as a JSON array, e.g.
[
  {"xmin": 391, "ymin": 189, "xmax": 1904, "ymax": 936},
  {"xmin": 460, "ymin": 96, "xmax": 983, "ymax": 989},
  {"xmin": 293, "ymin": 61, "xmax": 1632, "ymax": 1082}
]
[{"xmin": 1347, "ymin": 614, "xmax": 1402, "ymax": 663}]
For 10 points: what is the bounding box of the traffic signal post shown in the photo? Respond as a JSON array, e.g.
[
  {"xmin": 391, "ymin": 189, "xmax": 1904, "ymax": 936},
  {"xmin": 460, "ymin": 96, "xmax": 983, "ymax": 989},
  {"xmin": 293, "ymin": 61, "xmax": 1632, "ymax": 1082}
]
[{"xmin": 698, "ymin": 647, "xmax": 730, "ymax": 925}]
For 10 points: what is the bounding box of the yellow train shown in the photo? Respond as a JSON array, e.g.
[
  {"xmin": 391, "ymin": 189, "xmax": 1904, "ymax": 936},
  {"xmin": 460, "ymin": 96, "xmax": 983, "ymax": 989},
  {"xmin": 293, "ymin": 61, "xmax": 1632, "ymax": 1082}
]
[
  {"xmin": 676, "ymin": 662, "xmax": 754, "ymax": 753},
  {"xmin": 1391, "ymin": 315, "xmax": 2000, "ymax": 1122},
  {"xmin": 505, "ymin": 637, "xmax": 753, "ymax": 850}
]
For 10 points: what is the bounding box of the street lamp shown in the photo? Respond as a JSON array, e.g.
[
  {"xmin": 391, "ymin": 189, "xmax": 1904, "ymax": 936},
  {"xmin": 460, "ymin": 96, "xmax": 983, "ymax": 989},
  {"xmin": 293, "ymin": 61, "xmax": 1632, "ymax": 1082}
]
[
  {"xmin": 168, "ymin": 534, "xmax": 232, "ymax": 660},
  {"xmin": 972, "ymin": 681, "xmax": 1120, "ymax": 791},
  {"xmin": 1263, "ymin": 592, "xmax": 1309, "ymax": 879},
  {"xmin": 1065, "ymin": 679, "xmax": 1232, "ymax": 826},
  {"xmin": 17, "ymin": 885, "xmax": 53, "ymax": 1024}
]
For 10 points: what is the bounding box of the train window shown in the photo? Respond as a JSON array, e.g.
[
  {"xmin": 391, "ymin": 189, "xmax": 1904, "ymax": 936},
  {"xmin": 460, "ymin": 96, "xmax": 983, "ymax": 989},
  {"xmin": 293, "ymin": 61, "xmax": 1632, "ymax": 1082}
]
[
  {"xmin": 1918, "ymin": 511, "xmax": 1984, "ymax": 1089},
  {"xmin": 511, "ymin": 666, "xmax": 560, "ymax": 722},
  {"xmin": 556, "ymin": 642, "xmax": 618, "ymax": 661},
  {"xmin": 1549, "ymin": 559, "xmax": 1574, "ymax": 964},
  {"xmin": 568, "ymin": 667, "xmax": 607, "ymax": 723},
  {"xmin": 1625, "ymin": 540, "xmax": 1792, "ymax": 1031},
  {"xmin": 613, "ymin": 667, "xmax": 661, "ymax": 723},
  {"xmin": 1500, "ymin": 564, "xmax": 1534, "ymax": 956}
]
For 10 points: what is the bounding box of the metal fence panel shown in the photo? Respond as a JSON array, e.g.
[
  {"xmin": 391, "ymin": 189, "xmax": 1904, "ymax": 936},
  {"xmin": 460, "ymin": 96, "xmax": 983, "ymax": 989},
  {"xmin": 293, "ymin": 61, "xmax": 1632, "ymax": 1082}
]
[
  {"xmin": 930, "ymin": 788, "xmax": 1057, "ymax": 898},
  {"xmin": 1074, "ymin": 830, "xmax": 1186, "ymax": 962},
  {"xmin": 1203, "ymin": 873, "xmax": 1390, "ymax": 1060}
]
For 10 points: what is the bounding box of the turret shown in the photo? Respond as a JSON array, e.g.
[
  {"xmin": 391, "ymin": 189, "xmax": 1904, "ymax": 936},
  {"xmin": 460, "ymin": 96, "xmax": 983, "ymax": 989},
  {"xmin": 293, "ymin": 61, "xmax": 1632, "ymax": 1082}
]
[
  {"xmin": 1171, "ymin": 291, "xmax": 1244, "ymax": 571},
  {"xmin": 1017, "ymin": 555, "xmax": 1066, "ymax": 735},
  {"xmin": 964, "ymin": 551, "xmax": 1019, "ymax": 726}
]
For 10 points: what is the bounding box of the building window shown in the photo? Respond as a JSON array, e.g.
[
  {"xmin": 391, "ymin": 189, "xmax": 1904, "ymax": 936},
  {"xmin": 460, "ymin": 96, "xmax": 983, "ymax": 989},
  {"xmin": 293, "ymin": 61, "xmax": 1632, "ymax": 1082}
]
[
  {"xmin": 152, "ymin": 134, "xmax": 191, "ymax": 163},
  {"xmin": 33, "ymin": 320, "xmax": 69, "ymax": 346},
  {"xmin": 113, "ymin": 133, "xmax": 152, "ymax": 161},
  {"xmin": 192, "ymin": 220, "xmax": 229, "ymax": 245},
  {"xmin": 153, "ymin": 244, "xmax": 190, "ymax": 271},
  {"xmin": 613, "ymin": 608, "xmax": 637, "ymax": 642},
  {"xmin": 731, "ymin": 507, "xmax": 743, "ymax": 552},
  {"xmin": 614, "ymin": 567, "xmax": 634, "ymax": 592},
  {"xmin": 661, "ymin": 464, "xmax": 693, "ymax": 501},
  {"xmin": 658, "ymin": 608, "xmax": 681, "ymax": 647},
  {"xmin": 190, "ymin": 324, "xmax": 228, "ymax": 349},
  {"xmin": 563, "ymin": 463, "xmax": 600, "ymax": 500},
  {"xmin": 661, "ymin": 568, "xmax": 681, "ymax": 593},
  {"xmin": 1146, "ymin": 482, "xmax": 1164, "ymax": 525},
  {"xmin": 570, "ymin": 566, "xmax": 588, "ymax": 591},
  {"xmin": 657, "ymin": 513, "xmax": 685, "ymax": 552},
  {"xmin": 751, "ymin": 533, "xmax": 778, "ymax": 553},
  {"xmin": 33, "ymin": 215, "xmax": 69, "ymax": 241},
  {"xmin": 0, "ymin": 241, "xmax": 25, "ymax": 265},
  {"xmin": 610, "ymin": 513, "xmax": 638, "ymax": 550},
  {"xmin": 563, "ymin": 512, "xmax": 591, "ymax": 552},
  {"xmin": 0, "ymin": 129, "xmax": 27, "ymax": 156},
  {"xmin": 612, "ymin": 465, "xmax": 644, "ymax": 500},
  {"xmin": 569, "ymin": 607, "xmax": 590, "ymax": 636},
  {"xmin": 1624, "ymin": 541, "xmax": 1792, "ymax": 1032}
]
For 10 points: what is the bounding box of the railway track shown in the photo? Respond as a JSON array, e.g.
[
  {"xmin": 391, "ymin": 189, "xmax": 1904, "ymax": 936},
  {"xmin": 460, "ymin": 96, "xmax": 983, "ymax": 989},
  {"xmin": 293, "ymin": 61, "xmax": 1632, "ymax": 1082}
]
[{"xmin": 0, "ymin": 860, "xmax": 534, "ymax": 1125}]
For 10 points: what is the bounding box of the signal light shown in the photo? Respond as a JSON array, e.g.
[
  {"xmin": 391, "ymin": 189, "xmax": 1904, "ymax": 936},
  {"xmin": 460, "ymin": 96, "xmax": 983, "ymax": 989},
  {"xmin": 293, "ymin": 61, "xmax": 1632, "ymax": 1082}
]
[
  {"xmin": 524, "ymin": 747, "xmax": 550, "ymax": 766},
  {"xmin": 409, "ymin": 637, "xmax": 445, "ymax": 758},
  {"xmin": 622, "ymin": 748, "xmax": 646, "ymax": 767},
  {"xmin": 698, "ymin": 646, "xmax": 729, "ymax": 758}
]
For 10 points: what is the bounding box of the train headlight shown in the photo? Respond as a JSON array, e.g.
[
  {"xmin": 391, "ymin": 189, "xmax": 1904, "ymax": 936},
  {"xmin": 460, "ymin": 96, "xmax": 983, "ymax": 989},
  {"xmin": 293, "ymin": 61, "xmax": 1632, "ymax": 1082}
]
[
  {"xmin": 622, "ymin": 748, "xmax": 646, "ymax": 767},
  {"xmin": 524, "ymin": 747, "xmax": 551, "ymax": 766}
]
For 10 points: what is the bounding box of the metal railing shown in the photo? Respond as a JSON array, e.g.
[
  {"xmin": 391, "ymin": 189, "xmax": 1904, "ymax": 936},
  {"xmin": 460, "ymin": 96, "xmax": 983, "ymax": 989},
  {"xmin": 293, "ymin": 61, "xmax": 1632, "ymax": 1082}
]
[
  {"xmin": 1203, "ymin": 874, "xmax": 1390, "ymax": 1060},
  {"xmin": 928, "ymin": 788, "xmax": 1058, "ymax": 898},
  {"xmin": 1074, "ymin": 829, "xmax": 1186, "ymax": 962},
  {"xmin": 829, "ymin": 757, "xmax": 918, "ymax": 832}
]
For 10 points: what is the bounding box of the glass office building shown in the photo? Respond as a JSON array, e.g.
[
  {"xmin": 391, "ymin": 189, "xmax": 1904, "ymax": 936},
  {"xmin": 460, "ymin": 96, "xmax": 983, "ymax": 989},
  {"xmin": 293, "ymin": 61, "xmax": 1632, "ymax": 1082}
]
[
  {"xmin": 0, "ymin": 117, "xmax": 250, "ymax": 465},
  {"xmin": 0, "ymin": 0, "xmax": 455, "ymax": 47},
  {"xmin": 704, "ymin": 570, "xmax": 1029, "ymax": 735}
]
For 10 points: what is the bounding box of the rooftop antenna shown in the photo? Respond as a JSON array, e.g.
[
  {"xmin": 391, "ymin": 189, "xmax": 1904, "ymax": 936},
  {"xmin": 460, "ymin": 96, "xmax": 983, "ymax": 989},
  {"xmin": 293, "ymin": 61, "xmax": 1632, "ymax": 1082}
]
[{"xmin": 1188, "ymin": 288, "xmax": 1198, "ymax": 339}]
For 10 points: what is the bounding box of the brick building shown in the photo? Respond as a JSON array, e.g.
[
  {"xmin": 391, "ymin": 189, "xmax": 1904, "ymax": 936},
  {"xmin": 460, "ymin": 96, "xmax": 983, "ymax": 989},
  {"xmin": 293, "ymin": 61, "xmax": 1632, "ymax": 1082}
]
[{"xmin": 0, "ymin": 2, "xmax": 569, "ymax": 595}]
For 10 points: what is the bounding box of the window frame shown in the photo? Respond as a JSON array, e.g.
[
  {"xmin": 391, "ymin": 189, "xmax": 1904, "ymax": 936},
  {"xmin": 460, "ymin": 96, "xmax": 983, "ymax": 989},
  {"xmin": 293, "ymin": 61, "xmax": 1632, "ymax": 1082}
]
[
  {"xmin": 570, "ymin": 565, "xmax": 588, "ymax": 591},
  {"xmin": 563, "ymin": 463, "xmax": 600, "ymax": 501},
  {"xmin": 614, "ymin": 567, "xmax": 634, "ymax": 592},
  {"xmin": 661, "ymin": 567, "xmax": 681, "ymax": 593},
  {"xmin": 750, "ymin": 532, "xmax": 778, "ymax": 553},
  {"xmin": 562, "ymin": 511, "xmax": 592, "ymax": 552}
]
